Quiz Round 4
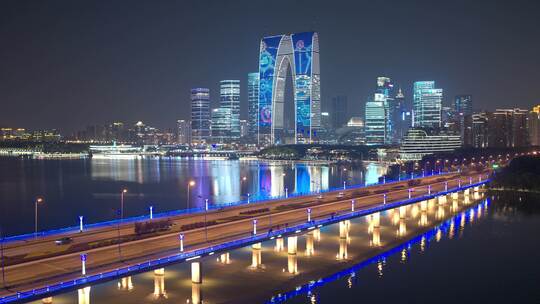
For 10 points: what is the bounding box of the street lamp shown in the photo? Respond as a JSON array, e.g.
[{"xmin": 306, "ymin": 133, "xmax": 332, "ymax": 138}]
[
  {"xmin": 79, "ymin": 216, "xmax": 84, "ymax": 232},
  {"xmin": 179, "ymin": 233, "xmax": 184, "ymax": 252},
  {"xmin": 204, "ymin": 199, "xmax": 209, "ymax": 242},
  {"xmin": 252, "ymin": 219, "xmax": 257, "ymax": 235},
  {"xmin": 307, "ymin": 208, "xmax": 312, "ymax": 222},
  {"xmin": 34, "ymin": 196, "xmax": 44, "ymax": 238},
  {"xmin": 149, "ymin": 206, "xmax": 154, "ymax": 219},
  {"xmin": 120, "ymin": 189, "xmax": 128, "ymax": 220},
  {"xmin": 187, "ymin": 180, "xmax": 196, "ymax": 211}
]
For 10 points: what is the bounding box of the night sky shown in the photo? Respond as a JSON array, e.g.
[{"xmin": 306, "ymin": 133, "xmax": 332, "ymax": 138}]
[{"xmin": 1, "ymin": 0, "xmax": 539, "ymax": 132}]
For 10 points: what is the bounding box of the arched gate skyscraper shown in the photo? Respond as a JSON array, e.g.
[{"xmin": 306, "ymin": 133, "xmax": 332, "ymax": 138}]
[{"xmin": 258, "ymin": 32, "xmax": 321, "ymax": 145}]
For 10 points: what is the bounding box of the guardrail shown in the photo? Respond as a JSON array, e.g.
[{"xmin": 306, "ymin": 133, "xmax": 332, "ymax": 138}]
[
  {"xmin": 0, "ymin": 177, "xmax": 489, "ymax": 303},
  {"xmin": 3, "ymin": 169, "xmax": 460, "ymax": 243}
]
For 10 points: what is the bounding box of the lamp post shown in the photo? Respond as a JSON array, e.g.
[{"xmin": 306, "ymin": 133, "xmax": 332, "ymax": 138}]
[
  {"xmin": 252, "ymin": 219, "xmax": 257, "ymax": 235},
  {"xmin": 149, "ymin": 206, "xmax": 154, "ymax": 219},
  {"xmin": 343, "ymin": 181, "xmax": 346, "ymax": 190},
  {"xmin": 445, "ymin": 181, "xmax": 448, "ymax": 192},
  {"xmin": 247, "ymin": 193, "xmax": 251, "ymax": 204},
  {"xmin": 204, "ymin": 199, "xmax": 209, "ymax": 242},
  {"xmin": 428, "ymin": 185, "xmax": 431, "ymax": 195},
  {"xmin": 80, "ymin": 253, "xmax": 87, "ymax": 276},
  {"xmin": 179, "ymin": 233, "xmax": 184, "ymax": 252},
  {"xmin": 120, "ymin": 189, "xmax": 128, "ymax": 220},
  {"xmin": 307, "ymin": 208, "xmax": 312, "ymax": 222},
  {"xmin": 187, "ymin": 180, "xmax": 195, "ymax": 211},
  {"xmin": 34, "ymin": 196, "xmax": 44, "ymax": 238},
  {"xmin": 383, "ymin": 193, "xmax": 387, "ymax": 204},
  {"xmin": 79, "ymin": 216, "xmax": 84, "ymax": 232},
  {"xmin": 351, "ymin": 199, "xmax": 355, "ymax": 212},
  {"xmin": 285, "ymin": 187, "xmax": 288, "ymax": 198},
  {"xmin": 408, "ymin": 189, "xmax": 413, "ymax": 199}
]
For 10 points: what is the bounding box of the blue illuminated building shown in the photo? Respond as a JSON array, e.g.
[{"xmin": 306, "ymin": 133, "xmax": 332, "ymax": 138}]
[
  {"xmin": 191, "ymin": 88, "xmax": 211, "ymax": 145},
  {"xmin": 219, "ymin": 80, "xmax": 241, "ymax": 140},
  {"xmin": 258, "ymin": 32, "xmax": 321, "ymax": 145}
]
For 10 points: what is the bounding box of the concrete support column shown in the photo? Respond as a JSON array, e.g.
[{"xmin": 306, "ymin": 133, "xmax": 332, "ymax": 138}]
[
  {"xmin": 399, "ymin": 206, "xmax": 407, "ymax": 219},
  {"xmin": 464, "ymin": 188, "xmax": 470, "ymax": 196},
  {"xmin": 153, "ymin": 268, "xmax": 166, "ymax": 299},
  {"xmin": 474, "ymin": 186, "xmax": 479, "ymax": 192},
  {"xmin": 420, "ymin": 200, "xmax": 428, "ymax": 212},
  {"xmin": 191, "ymin": 261, "xmax": 202, "ymax": 284},
  {"xmin": 219, "ymin": 252, "xmax": 230, "ymax": 264},
  {"xmin": 437, "ymin": 195, "xmax": 446, "ymax": 205},
  {"xmin": 251, "ymin": 243, "xmax": 262, "ymax": 268},
  {"xmin": 420, "ymin": 212, "xmax": 428, "ymax": 227},
  {"xmin": 42, "ymin": 297, "xmax": 53, "ymax": 304},
  {"xmin": 372, "ymin": 212, "xmax": 380, "ymax": 228},
  {"xmin": 397, "ymin": 219, "xmax": 407, "ymax": 237},
  {"xmin": 118, "ymin": 276, "xmax": 133, "ymax": 291},
  {"xmin": 337, "ymin": 238, "xmax": 348, "ymax": 260},
  {"xmin": 339, "ymin": 221, "xmax": 348, "ymax": 239},
  {"xmin": 371, "ymin": 227, "xmax": 381, "ymax": 247},
  {"xmin": 287, "ymin": 236, "xmax": 297, "ymax": 255},
  {"xmin": 275, "ymin": 237, "xmax": 284, "ymax": 252},
  {"xmin": 77, "ymin": 287, "xmax": 91, "ymax": 304},
  {"xmin": 452, "ymin": 192, "xmax": 459, "ymax": 200},
  {"xmin": 313, "ymin": 229, "xmax": 321, "ymax": 242},
  {"xmin": 191, "ymin": 283, "xmax": 202, "ymax": 304},
  {"xmin": 305, "ymin": 232, "xmax": 314, "ymax": 256}
]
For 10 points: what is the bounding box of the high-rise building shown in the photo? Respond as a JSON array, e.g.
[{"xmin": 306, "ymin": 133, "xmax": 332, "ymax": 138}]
[
  {"xmin": 191, "ymin": 88, "xmax": 211, "ymax": 145},
  {"xmin": 176, "ymin": 119, "xmax": 191, "ymax": 145},
  {"xmin": 258, "ymin": 32, "xmax": 321, "ymax": 145},
  {"xmin": 376, "ymin": 77, "xmax": 398, "ymax": 144},
  {"xmin": 331, "ymin": 96, "xmax": 348, "ymax": 130},
  {"xmin": 488, "ymin": 108, "xmax": 529, "ymax": 148},
  {"xmin": 365, "ymin": 100, "xmax": 386, "ymax": 145},
  {"xmin": 394, "ymin": 88, "xmax": 411, "ymax": 142},
  {"xmin": 454, "ymin": 95, "xmax": 473, "ymax": 116},
  {"xmin": 247, "ymin": 72, "xmax": 259, "ymax": 142},
  {"xmin": 529, "ymin": 105, "xmax": 540, "ymax": 146},
  {"xmin": 454, "ymin": 95, "xmax": 473, "ymax": 146},
  {"xmin": 413, "ymin": 81, "xmax": 443, "ymax": 129},
  {"xmin": 211, "ymin": 108, "xmax": 232, "ymax": 143},
  {"xmin": 220, "ymin": 80, "xmax": 241, "ymax": 140},
  {"xmin": 472, "ymin": 112, "xmax": 488, "ymax": 148}
]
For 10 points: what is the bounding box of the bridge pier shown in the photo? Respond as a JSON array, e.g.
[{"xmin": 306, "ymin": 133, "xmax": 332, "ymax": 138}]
[
  {"xmin": 305, "ymin": 232, "xmax": 315, "ymax": 256},
  {"xmin": 371, "ymin": 227, "xmax": 381, "ymax": 247},
  {"xmin": 339, "ymin": 221, "xmax": 348, "ymax": 239},
  {"xmin": 191, "ymin": 261, "xmax": 202, "ymax": 284},
  {"xmin": 420, "ymin": 200, "xmax": 428, "ymax": 212},
  {"xmin": 399, "ymin": 206, "xmax": 407, "ymax": 219},
  {"xmin": 287, "ymin": 236, "xmax": 298, "ymax": 274},
  {"xmin": 42, "ymin": 297, "xmax": 53, "ymax": 304},
  {"xmin": 452, "ymin": 192, "xmax": 459, "ymax": 200},
  {"xmin": 436, "ymin": 205, "xmax": 445, "ymax": 220},
  {"xmin": 337, "ymin": 237, "xmax": 348, "ymax": 260},
  {"xmin": 397, "ymin": 219, "xmax": 406, "ymax": 237},
  {"xmin": 153, "ymin": 268, "xmax": 166, "ymax": 299},
  {"xmin": 191, "ymin": 282, "xmax": 202, "ymax": 304},
  {"xmin": 437, "ymin": 195, "xmax": 447, "ymax": 205},
  {"xmin": 372, "ymin": 212, "xmax": 380, "ymax": 228},
  {"xmin": 251, "ymin": 243, "xmax": 263, "ymax": 269},
  {"xmin": 464, "ymin": 188, "xmax": 470, "ymax": 196},
  {"xmin": 313, "ymin": 228, "xmax": 321, "ymax": 242},
  {"xmin": 218, "ymin": 252, "xmax": 231, "ymax": 264},
  {"xmin": 118, "ymin": 276, "xmax": 133, "ymax": 291},
  {"xmin": 420, "ymin": 211, "xmax": 428, "ymax": 227},
  {"xmin": 275, "ymin": 237, "xmax": 284, "ymax": 252},
  {"xmin": 78, "ymin": 287, "xmax": 91, "ymax": 304}
]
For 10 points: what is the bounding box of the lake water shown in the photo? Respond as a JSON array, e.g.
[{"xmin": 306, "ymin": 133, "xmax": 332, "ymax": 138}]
[{"xmin": 0, "ymin": 157, "xmax": 387, "ymax": 236}]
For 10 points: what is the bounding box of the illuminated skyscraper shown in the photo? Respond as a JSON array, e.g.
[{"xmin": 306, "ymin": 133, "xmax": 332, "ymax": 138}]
[
  {"xmin": 413, "ymin": 81, "xmax": 443, "ymax": 129},
  {"xmin": 258, "ymin": 32, "xmax": 321, "ymax": 145},
  {"xmin": 365, "ymin": 99, "xmax": 386, "ymax": 145},
  {"xmin": 220, "ymin": 80, "xmax": 241, "ymax": 139},
  {"xmin": 455, "ymin": 95, "xmax": 473, "ymax": 146},
  {"xmin": 211, "ymin": 107, "xmax": 232, "ymax": 143},
  {"xmin": 191, "ymin": 88, "xmax": 211, "ymax": 144},
  {"xmin": 472, "ymin": 112, "xmax": 488, "ymax": 148},
  {"xmin": 454, "ymin": 95, "xmax": 473, "ymax": 116},
  {"xmin": 247, "ymin": 72, "xmax": 259, "ymax": 141},
  {"xmin": 488, "ymin": 108, "xmax": 529, "ymax": 147},
  {"xmin": 394, "ymin": 88, "xmax": 411, "ymax": 141}
]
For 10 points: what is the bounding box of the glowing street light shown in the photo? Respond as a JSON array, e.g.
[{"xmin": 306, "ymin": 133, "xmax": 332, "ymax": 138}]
[
  {"xmin": 80, "ymin": 253, "xmax": 87, "ymax": 276},
  {"xmin": 149, "ymin": 206, "xmax": 154, "ymax": 219},
  {"xmin": 285, "ymin": 187, "xmax": 289, "ymax": 198},
  {"xmin": 307, "ymin": 208, "xmax": 312, "ymax": 222},
  {"xmin": 408, "ymin": 189, "xmax": 413, "ymax": 199},
  {"xmin": 383, "ymin": 193, "xmax": 387, "ymax": 204},
  {"xmin": 252, "ymin": 219, "xmax": 257, "ymax": 235},
  {"xmin": 34, "ymin": 196, "xmax": 44, "ymax": 238},
  {"xmin": 445, "ymin": 181, "xmax": 448, "ymax": 192},
  {"xmin": 351, "ymin": 199, "xmax": 355, "ymax": 212}
]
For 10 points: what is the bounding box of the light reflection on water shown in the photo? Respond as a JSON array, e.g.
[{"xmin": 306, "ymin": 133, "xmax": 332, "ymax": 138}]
[
  {"xmin": 27, "ymin": 191, "xmax": 489, "ymax": 304},
  {"xmin": 0, "ymin": 158, "xmax": 385, "ymax": 236}
]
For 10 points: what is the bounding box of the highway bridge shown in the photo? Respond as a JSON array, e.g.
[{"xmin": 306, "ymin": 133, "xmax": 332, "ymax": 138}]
[{"xmin": 0, "ymin": 169, "xmax": 491, "ymax": 303}]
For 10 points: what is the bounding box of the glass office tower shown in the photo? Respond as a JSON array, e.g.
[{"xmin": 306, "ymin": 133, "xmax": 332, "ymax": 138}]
[
  {"xmin": 413, "ymin": 81, "xmax": 443, "ymax": 129},
  {"xmin": 247, "ymin": 73, "xmax": 259, "ymax": 142},
  {"xmin": 219, "ymin": 80, "xmax": 241, "ymax": 140},
  {"xmin": 191, "ymin": 88, "xmax": 210, "ymax": 144}
]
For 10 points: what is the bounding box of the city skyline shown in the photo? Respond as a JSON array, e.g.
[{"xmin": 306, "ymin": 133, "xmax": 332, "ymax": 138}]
[{"xmin": 1, "ymin": 0, "xmax": 539, "ymax": 132}]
